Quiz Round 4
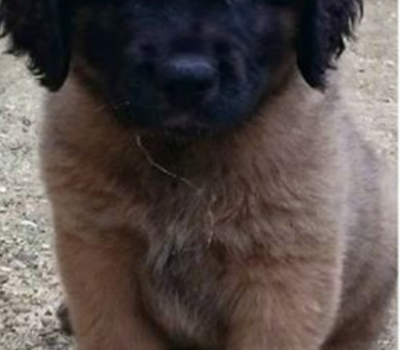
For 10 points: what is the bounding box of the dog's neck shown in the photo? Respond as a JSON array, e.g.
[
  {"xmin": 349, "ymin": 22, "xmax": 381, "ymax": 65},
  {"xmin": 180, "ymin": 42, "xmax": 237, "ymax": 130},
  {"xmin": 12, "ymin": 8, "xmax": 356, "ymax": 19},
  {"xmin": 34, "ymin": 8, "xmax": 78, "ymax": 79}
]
[
  {"xmin": 43, "ymin": 72, "xmax": 343, "ymax": 255},
  {"xmin": 45, "ymin": 71, "xmax": 329, "ymax": 196}
]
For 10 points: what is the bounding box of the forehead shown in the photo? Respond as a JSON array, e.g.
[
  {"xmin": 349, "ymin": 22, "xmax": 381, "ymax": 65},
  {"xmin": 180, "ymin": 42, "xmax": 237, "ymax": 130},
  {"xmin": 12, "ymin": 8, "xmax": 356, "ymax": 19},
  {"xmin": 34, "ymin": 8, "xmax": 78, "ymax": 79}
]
[
  {"xmin": 73, "ymin": 0, "xmax": 298, "ymax": 41},
  {"xmin": 74, "ymin": 0, "xmax": 295, "ymax": 9},
  {"xmin": 73, "ymin": 0, "xmax": 296, "ymax": 22}
]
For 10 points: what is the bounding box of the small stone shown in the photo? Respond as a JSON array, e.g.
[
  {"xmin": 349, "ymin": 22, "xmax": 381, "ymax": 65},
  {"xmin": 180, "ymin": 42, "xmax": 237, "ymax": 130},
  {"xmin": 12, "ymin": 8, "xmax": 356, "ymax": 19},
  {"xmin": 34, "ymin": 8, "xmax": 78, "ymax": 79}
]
[
  {"xmin": 21, "ymin": 117, "xmax": 32, "ymax": 127},
  {"xmin": 8, "ymin": 142, "xmax": 23, "ymax": 151},
  {"xmin": 0, "ymin": 266, "xmax": 12, "ymax": 273},
  {"xmin": 40, "ymin": 315, "xmax": 53, "ymax": 327},
  {"xmin": 20, "ymin": 220, "xmax": 38, "ymax": 229},
  {"xmin": 0, "ymin": 273, "xmax": 9, "ymax": 285}
]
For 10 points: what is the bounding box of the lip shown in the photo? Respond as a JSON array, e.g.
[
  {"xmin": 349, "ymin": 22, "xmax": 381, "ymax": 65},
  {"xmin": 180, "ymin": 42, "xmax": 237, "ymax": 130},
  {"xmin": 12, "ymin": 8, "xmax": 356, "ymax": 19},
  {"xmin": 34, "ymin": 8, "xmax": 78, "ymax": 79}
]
[
  {"xmin": 162, "ymin": 113, "xmax": 210, "ymax": 130},
  {"xmin": 157, "ymin": 114, "xmax": 213, "ymax": 138}
]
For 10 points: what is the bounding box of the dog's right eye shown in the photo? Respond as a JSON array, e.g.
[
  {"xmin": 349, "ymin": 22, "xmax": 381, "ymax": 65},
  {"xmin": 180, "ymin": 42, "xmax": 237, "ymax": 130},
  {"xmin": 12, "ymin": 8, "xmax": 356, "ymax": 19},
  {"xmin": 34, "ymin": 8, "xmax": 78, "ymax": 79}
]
[
  {"xmin": 267, "ymin": 0, "xmax": 294, "ymax": 7},
  {"xmin": 74, "ymin": 0, "xmax": 127, "ymax": 6}
]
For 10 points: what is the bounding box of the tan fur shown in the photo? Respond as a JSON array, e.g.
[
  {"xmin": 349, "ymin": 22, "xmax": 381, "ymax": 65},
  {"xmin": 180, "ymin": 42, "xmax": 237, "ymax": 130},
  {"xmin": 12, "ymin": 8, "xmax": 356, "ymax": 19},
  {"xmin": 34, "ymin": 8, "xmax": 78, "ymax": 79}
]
[{"xmin": 40, "ymin": 70, "xmax": 396, "ymax": 350}]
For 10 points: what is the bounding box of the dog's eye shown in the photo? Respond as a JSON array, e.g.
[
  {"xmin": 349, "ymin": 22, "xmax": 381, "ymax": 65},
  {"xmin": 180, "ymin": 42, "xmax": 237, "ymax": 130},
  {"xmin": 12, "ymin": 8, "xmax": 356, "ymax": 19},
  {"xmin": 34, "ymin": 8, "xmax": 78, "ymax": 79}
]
[
  {"xmin": 74, "ymin": 0, "xmax": 126, "ymax": 5},
  {"xmin": 267, "ymin": 0, "xmax": 294, "ymax": 6},
  {"xmin": 226, "ymin": 0, "xmax": 294, "ymax": 7},
  {"xmin": 225, "ymin": 0, "xmax": 247, "ymax": 5}
]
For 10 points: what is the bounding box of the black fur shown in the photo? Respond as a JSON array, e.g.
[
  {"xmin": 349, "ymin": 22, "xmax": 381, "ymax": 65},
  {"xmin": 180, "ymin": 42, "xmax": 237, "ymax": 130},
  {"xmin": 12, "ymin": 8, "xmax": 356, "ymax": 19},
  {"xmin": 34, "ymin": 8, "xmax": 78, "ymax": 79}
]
[
  {"xmin": 297, "ymin": 0, "xmax": 363, "ymax": 88},
  {"xmin": 0, "ymin": 0, "xmax": 71, "ymax": 91},
  {"xmin": 0, "ymin": 0, "xmax": 363, "ymax": 131},
  {"xmin": 72, "ymin": 0, "xmax": 295, "ymax": 133}
]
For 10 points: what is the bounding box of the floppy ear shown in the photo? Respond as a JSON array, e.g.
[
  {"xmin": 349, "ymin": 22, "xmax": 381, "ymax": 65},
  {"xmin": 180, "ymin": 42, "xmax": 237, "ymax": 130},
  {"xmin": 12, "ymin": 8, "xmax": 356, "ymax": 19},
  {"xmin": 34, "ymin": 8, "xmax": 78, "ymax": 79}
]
[
  {"xmin": 0, "ymin": 0, "xmax": 71, "ymax": 91},
  {"xmin": 296, "ymin": 0, "xmax": 363, "ymax": 89}
]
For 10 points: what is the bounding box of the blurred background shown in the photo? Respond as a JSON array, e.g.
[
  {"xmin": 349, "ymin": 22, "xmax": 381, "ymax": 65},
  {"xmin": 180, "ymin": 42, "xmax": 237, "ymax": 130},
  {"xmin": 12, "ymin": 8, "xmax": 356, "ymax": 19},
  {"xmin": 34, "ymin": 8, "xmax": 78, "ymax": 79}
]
[{"xmin": 0, "ymin": 0, "xmax": 397, "ymax": 349}]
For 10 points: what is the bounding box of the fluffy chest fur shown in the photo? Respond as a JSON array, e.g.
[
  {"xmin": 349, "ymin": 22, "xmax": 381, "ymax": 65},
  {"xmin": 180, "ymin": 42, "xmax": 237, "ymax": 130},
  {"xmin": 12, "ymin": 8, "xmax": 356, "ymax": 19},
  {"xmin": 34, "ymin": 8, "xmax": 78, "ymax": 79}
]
[
  {"xmin": 42, "ymin": 77, "xmax": 346, "ymax": 347},
  {"xmin": 141, "ymin": 230, "xmax": 227, "ymax": 348},
  {"xmin": 134, "ymin": 180, "xmax": 244, "ymax": 347}
]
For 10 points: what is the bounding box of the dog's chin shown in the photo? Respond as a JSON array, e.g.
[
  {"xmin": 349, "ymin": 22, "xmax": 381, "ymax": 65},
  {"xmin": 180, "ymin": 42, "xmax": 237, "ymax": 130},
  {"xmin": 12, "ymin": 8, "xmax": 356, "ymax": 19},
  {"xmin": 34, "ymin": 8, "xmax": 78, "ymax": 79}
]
[
  {"xmin": 141, "ymin": 117, "xmax": 248, "ymax": 142},
  {"xmin": 115, "ymin": 106, "xmax": 249, "ymax": 141},
  {"xmin": 140, "ymin": 119, "xmax": 223, "ymax": 142}
]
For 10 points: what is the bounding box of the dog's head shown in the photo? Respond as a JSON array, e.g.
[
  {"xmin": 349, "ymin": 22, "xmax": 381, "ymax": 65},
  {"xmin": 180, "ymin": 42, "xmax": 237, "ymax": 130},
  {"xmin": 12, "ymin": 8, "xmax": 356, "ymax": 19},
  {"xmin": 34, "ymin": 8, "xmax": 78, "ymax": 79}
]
[{"xmin": 0, "ymin": 0, "xmax": 362, "ymax": 135}]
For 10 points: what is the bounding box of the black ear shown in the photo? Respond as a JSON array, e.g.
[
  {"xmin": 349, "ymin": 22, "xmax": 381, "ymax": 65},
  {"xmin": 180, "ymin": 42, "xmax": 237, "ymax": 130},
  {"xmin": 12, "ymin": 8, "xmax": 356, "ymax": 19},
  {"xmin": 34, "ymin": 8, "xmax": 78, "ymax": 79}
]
[
  {"xmin": 296, "ymin": 0, "xmax": 363, "ymax": 89},
  {"xmin": 0, "ymin": 0, "xmax": 71, "ymax": 91}
]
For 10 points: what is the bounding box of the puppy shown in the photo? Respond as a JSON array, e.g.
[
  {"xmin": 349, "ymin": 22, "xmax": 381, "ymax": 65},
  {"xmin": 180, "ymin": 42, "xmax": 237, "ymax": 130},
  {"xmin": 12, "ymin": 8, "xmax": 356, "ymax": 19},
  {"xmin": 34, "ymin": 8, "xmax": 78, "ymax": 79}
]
[{"xmin": 0, "ymin": 1, "xmax": 396, "ymax": 350}]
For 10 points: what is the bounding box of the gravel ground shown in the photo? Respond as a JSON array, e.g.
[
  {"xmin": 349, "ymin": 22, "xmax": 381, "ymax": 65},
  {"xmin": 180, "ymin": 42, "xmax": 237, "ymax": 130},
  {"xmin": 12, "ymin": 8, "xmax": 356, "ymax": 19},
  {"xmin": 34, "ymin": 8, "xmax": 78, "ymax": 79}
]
[{"xmin": 0, "ymin": 1, "xmax": 397, "ymax": 349}]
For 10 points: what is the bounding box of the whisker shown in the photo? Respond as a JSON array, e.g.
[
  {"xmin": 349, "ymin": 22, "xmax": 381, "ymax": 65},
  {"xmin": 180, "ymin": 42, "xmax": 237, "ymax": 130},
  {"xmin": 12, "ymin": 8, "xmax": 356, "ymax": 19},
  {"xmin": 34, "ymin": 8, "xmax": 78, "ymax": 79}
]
[
  {"xmin": 136, "ymin": 135, "xmax": 197, "ymax": 190},
  {"xmin": 90, "ymin": 99, "xmax": 132, "ymax": 114}
]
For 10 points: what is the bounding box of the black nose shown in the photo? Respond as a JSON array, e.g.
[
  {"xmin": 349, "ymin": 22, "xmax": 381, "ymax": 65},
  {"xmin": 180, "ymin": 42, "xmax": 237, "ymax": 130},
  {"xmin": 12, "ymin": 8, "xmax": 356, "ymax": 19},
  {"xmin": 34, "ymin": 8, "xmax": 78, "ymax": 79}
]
[{"xmin": 159, "ymin": 55, "xmax": 217, "ymax": 107}]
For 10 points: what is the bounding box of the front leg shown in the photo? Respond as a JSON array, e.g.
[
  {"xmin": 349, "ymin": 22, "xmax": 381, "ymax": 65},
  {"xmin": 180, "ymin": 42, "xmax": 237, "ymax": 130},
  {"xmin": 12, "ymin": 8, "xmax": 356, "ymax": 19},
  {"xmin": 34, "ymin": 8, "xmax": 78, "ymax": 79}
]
[
  {"xmin": 227, "ymin": 260, "xmax": 341, "ymax": 350},
  {"xmin": 56, "ymin": 230, "xmax": 165, "ymax": 350}
]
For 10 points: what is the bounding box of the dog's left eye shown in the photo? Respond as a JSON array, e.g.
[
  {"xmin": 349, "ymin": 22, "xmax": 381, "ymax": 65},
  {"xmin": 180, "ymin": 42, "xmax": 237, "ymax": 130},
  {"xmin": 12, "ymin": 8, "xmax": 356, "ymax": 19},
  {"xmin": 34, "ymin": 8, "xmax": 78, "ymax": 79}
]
[
  {"xmin": 266, "ymin": 0, "xmax": 294, "ymax": 6},
  {"xmin": 226, "ymin": 0, "xmax": 293, "ymax": 7}
]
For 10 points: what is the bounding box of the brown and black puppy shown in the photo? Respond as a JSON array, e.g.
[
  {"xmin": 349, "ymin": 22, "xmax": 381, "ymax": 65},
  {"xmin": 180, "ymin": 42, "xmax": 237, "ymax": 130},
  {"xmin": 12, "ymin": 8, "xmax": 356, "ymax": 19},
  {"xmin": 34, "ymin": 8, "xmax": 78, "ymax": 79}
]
[{"xmin": 0, "ymin": 1, "xmax": 396, "ymax": 350}]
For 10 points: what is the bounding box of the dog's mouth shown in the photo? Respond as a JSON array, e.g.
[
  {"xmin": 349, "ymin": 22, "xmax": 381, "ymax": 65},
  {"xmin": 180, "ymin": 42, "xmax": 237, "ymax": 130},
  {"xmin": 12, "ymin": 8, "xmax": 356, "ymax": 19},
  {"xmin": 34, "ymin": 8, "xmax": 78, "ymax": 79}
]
[
  {"xmin": 107, "ymin": 94, "xmax": 242, "ymax": 138},
  {"xmin": 160, "ymin": 113, "xmax": 214, "ymax": 135}
]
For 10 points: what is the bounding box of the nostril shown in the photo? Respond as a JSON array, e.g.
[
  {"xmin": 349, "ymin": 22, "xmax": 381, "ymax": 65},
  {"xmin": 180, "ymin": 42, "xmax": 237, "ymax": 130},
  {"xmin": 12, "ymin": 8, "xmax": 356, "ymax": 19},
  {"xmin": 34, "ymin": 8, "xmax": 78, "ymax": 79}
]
[
  {"xmin": 140, "ymin": 43, "xmax": 157, "ymax": 56},
  {"xmin": 214, "ymin": 41, "xmax": 232, "ymax": 57},
  {"xmin": 160, "ymin": 55, "xmax": 217, "ymax": 106}
]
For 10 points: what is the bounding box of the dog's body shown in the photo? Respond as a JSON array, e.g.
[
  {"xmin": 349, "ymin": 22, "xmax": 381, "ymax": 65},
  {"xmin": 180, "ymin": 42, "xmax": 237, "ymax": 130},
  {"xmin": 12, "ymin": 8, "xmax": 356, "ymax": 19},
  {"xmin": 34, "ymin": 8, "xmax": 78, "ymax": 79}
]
[
  {"xmin": 0, "ymin": 0, "xmax": 396, "ymax": 349},
  {"xmin": 42, "ymin": 73, "xmax": 396, "ymax": 350}
]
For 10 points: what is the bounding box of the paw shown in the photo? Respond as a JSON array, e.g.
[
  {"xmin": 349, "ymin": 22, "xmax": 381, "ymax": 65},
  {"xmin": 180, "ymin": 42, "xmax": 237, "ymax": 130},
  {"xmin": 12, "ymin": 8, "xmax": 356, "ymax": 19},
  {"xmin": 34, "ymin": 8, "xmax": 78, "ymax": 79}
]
[{"xmin": 56, "ymin": 302, "xmax": 73, "ymax": 336}]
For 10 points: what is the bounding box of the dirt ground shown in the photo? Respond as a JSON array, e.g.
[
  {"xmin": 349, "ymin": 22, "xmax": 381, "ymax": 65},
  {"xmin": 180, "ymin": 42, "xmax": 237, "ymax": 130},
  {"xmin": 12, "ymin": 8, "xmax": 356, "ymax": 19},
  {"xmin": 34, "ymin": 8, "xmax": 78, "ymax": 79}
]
[{"xmin": 0, "ymin": 1, "xmax": 397, "ymax": 349}]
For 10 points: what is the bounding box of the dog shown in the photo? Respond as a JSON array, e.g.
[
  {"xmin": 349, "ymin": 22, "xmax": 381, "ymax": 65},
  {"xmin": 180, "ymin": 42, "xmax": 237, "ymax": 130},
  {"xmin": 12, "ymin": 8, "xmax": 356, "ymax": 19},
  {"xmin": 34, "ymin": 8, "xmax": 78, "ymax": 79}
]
[{"xmin": 0, "ymin": 0, "xmax": 396, "ymax": 350}]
